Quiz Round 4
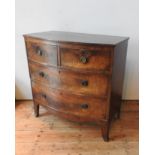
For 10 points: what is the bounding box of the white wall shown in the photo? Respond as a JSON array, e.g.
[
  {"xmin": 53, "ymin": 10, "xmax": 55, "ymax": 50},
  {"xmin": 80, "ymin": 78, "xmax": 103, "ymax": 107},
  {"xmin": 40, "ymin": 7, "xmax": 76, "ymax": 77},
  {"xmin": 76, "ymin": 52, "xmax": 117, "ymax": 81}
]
[{"xmin": 15, "ymin": 0, "xmax": 139, "ymax": 99}]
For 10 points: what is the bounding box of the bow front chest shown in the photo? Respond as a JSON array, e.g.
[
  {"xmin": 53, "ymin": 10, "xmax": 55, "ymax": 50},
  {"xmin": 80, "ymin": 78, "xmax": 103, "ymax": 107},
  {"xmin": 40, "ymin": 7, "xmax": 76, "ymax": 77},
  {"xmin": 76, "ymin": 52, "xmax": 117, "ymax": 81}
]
[{"xmin": 24, "ymin": 31, "xmax": 129, "ymax": 141}]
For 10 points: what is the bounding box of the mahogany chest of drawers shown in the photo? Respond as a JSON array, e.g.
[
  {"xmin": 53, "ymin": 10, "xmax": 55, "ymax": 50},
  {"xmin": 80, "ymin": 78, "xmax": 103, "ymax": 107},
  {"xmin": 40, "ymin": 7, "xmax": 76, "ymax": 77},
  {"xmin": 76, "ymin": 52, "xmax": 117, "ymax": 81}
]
[{"xmin": 24, "ymin": 31, "xmax": 129, "ymax": 141}]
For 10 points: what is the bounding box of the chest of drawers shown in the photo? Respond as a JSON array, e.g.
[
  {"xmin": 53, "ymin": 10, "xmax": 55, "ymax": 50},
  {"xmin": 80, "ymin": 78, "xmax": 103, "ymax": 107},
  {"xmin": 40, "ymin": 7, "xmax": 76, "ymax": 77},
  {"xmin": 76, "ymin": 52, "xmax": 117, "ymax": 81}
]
[{"xmin": 24, "ymin": 31, "xmax": 129, "ymax": 141}]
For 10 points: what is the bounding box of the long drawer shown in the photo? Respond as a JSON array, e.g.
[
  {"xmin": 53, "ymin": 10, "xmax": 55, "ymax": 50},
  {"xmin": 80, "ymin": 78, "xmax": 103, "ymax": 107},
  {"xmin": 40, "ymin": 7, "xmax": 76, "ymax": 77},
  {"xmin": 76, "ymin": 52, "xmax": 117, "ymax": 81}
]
[
  {"xmin": 29, "ymin": 61, "xmax": 110, "ymax": 97},
  {"xmin": 32, "ymin": 82, "xmax": 107, "ymax": 120}
]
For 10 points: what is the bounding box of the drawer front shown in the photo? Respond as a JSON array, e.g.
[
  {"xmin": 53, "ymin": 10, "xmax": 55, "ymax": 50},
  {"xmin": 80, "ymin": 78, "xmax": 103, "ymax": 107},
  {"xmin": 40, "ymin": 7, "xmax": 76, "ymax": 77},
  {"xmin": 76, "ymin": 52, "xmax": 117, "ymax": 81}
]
[
  {"xmin": 25, "ymin": 40, "xmax": 58, "ymax": 66},
  {"xmin": 32, "ymin": 82, "xmax": 107, "ymax": 120},
  {"xmin": 60, "ymin": 46, "xmax": 113, "ymax": 71},
  {"xmin": 29, "ymin": 61, "xmax": 109, "ymax": 97}
]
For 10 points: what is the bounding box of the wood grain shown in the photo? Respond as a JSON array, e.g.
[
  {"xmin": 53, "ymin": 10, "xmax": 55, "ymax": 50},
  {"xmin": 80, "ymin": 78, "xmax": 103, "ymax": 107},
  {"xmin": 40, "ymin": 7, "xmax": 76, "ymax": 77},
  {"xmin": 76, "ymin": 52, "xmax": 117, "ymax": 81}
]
[
  {"xmin": 24, "ymin": 31, "xmax": 129, "ymax": 141},
  {"xmin": 60, "ymin": 45, "xmax": 113, "ymax": 71},
  {"xmin": 32, "ymin": 82, "xmax": 107, "ymax": 122},
  {"xmin": 16, "ymin": 100, "xmax": 139, "ymax": 155},
  {"xmin": 24, "ymin": 31, "xmax": 129, "ymax": 45},
  {"xmin": 29, "ymin": 61, "xmax": 110, "ymax": 97},
  {"xmin": 25, "ymin": 40, "xmax": 58, "ymax": 66}
]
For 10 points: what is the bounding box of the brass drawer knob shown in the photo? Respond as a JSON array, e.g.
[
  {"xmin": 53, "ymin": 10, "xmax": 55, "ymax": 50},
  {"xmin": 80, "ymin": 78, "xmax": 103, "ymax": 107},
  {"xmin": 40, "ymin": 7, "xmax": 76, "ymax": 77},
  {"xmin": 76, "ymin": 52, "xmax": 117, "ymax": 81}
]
[
  {"xmin": 80, "ymin": 56, "xmax": 87, "ymax": 64},
  {"xmin": 81, "ymin": 104, "xmax": 88, "ymax": 109},
  {"xmin": 81, "ymin": 80, "xmax": 88, "ymax": 86}
]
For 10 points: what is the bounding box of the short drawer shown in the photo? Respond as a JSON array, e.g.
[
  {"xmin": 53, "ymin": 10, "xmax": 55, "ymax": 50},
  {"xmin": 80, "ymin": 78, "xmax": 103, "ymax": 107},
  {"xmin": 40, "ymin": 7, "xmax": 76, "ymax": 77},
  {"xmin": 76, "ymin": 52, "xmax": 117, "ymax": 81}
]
[
  {"xmin": 60, "ymin": 45, "xmax": 113, "ymax": 71},
  {"xmin": 25, "ymin": 40, "xmax": 58, "ymax": 66},
  {"xmin": 32, "ymin": 82, "xmax": 107, "ymax": 120},
  {"xmin": 29, "ymin": 61, "xmax": 110, "ymax": 97}
]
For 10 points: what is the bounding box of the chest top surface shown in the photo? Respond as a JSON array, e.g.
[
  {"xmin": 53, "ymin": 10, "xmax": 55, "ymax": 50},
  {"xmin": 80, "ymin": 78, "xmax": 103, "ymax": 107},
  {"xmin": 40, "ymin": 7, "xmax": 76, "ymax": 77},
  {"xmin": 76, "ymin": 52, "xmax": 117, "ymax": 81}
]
[{"xmin": 24, "ymin": 31, "xmax": 129, "ymax": 46}]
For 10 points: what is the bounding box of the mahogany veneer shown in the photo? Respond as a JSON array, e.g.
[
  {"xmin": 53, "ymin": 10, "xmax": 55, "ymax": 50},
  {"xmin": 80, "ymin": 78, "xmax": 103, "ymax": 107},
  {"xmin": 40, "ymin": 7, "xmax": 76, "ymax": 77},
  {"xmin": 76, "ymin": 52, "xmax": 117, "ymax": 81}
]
[{"xmin": 24, "ymin": 31, "xmax": 129, "ymax": 141}]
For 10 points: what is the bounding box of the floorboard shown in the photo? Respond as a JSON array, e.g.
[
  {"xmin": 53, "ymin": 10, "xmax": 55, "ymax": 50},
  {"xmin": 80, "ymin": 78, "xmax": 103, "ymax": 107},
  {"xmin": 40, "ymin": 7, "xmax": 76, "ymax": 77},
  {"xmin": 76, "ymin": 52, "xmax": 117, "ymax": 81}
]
[{"xmin": 16, "ymin": 100, "xmax": 139, "ymax": 155}]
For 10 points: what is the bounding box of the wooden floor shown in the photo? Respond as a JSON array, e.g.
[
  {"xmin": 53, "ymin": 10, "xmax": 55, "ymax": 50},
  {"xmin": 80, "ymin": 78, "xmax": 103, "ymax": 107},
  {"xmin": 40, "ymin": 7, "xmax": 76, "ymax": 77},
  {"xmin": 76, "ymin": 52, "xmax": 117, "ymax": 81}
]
[{"xmin": 16, "ymin": 100, "xmax": 139, "ymax": 155}]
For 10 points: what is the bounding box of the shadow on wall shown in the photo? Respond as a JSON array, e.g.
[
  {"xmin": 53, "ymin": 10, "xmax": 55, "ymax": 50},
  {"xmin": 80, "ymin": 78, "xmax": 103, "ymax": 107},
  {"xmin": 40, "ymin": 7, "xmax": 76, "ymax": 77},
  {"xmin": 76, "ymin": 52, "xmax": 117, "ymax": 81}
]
[
  {"xmin": 15, "ymin": 77, "xmax": 33, "ymax": 100},
  {"xmin": 15, "ymin": 84, "xmax": 24, "ymax": 100}
]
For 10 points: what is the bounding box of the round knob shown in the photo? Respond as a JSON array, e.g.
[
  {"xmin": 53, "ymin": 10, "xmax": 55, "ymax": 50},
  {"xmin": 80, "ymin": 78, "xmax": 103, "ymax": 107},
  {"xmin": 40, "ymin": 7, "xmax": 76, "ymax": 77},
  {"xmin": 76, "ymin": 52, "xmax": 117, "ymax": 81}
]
[
  {"xmin": 81, "ymin": 80, "xmax": 88, "ymax": 86},
  {"xmin": 80, "ymin": 56, "xmax": 87, "ymax": 64},
  {"xmin": 36, "ymin": 49, "xmax": 43, "ymax": 56},
  {"xmin": 42, "ymin": 94, "xmax": 46, "ymax": 99},
  {"xmin": 39, "ymin": 72, "xmax": 45, "ymax": 77},
  {"xmin": 81, "ymin": 103, "xmax": 88, "ymax": 109}
]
